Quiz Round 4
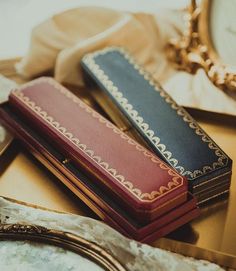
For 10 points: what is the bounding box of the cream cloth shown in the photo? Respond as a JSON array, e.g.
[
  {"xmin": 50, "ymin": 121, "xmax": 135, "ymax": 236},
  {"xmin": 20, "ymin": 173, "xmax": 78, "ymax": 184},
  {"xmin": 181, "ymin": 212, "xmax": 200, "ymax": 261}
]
[{"xmin": 15, "ymin": 7, "xmax": 236, "ymax": 116}]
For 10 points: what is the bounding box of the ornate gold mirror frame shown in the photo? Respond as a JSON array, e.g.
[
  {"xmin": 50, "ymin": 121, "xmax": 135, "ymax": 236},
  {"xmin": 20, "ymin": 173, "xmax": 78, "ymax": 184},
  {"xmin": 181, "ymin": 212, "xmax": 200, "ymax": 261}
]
[
  {"xmin": 166, "ymin": 0, "xmax": 236, "ymax": 92},
  {"xmin": 0, "ymin": 223, "xmax": 126, "ymax": 271}
]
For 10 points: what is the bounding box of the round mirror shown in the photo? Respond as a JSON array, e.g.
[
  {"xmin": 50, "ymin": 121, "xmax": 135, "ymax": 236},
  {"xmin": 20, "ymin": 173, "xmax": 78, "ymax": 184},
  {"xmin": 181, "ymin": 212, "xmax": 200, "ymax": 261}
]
[
  {"xmin": 197, "ymin": 0, "xmax": 236, "ymax": 91},
  {"xmin": 199, "ymin": 0, "xmax": 236, "ymax": 68},
  {"xmin": 0, "ymin": 224, "xmax": 126, "ymax": 271}
]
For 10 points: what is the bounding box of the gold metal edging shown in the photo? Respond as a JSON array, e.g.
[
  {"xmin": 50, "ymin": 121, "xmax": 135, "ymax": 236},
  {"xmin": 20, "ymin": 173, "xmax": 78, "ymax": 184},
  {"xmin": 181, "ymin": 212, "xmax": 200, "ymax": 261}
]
[
  {"xmin": 141, "ymin": 191, "xmax": 188, "ymax": 214},
  {"xmin": 0, "ymin": 224, "xmax": 127, "ymax": 271},
  {"xmin": 12, "ymin": 78, "xmax": 184, "ymax": 202},
  {"xmin": 197, "ymin": 189, "xmax": 229, "ymax": 205},
  {"xmin": 82, "ymin": 47, "xmax": 228, "ymax": 180},
  {"xmin": 192, "ymin": 171, "xmax": 231, "ymax": 189},
  {"xmin": 194, "ymin": 179, "xmax": 230, "ymax": 196}
]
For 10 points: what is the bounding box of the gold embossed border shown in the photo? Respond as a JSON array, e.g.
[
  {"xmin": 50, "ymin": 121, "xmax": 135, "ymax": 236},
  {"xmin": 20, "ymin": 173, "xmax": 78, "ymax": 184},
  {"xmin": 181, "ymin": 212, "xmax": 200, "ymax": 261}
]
[
  {"xmin": 82, "ymin": 47, "xmax": 229, "ymax": 180},
  {"xmin": 11, "ymin": 77, "xmax": 184, "ymax": 203}
]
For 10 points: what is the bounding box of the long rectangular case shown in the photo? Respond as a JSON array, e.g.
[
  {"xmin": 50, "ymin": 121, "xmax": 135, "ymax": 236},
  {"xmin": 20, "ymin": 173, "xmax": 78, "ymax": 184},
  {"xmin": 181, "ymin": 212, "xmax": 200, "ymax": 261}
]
[
  {"xmin": 0, "ymin": 77, "xmax": 199, "ymax": 242},
  {"xmin": 81, "ymin": 47, "xmax": 232, "ymax": 204}
]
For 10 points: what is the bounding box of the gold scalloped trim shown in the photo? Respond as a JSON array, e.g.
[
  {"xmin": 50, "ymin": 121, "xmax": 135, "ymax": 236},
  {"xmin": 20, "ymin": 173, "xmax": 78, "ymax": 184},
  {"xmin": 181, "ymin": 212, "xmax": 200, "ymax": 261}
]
[
  {"xmin": 12, "ymin": 78, "xmax": 184, "ymax": 202},
  {"xmin": 82, "ymin": 47, "xmax": 228, "ymax": 180}
]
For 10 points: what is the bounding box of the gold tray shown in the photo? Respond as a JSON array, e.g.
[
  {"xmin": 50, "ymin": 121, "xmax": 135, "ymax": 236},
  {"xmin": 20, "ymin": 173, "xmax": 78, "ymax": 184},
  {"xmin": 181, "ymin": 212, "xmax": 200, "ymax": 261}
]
[{"xmin": 0, "ymin": 58, "xmax": 236, "ymax": 269}]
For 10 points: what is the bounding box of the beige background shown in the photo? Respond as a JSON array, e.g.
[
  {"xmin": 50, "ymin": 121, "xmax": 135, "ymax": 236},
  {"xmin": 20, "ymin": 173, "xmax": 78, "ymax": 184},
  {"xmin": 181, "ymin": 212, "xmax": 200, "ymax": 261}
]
[{"xmin": 0, "ymin": 0, "xmax": 188, "ymax": 59}]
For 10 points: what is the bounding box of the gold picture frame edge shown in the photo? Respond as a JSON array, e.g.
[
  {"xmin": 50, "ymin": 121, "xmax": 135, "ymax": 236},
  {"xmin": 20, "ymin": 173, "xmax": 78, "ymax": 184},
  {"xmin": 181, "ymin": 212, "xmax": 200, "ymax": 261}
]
[
  {"xmin": 198, "ymin": 0, "xmax": 228, "ymax": 67},
  {"xmin": 0, "ymin": 223, "xmax": 127, "ymax": 271}
]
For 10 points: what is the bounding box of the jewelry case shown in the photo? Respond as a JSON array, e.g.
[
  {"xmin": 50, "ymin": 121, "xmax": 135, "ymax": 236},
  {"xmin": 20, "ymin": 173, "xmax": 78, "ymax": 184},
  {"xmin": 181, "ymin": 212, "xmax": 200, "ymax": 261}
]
[
  {"xmin": 81, "ymin": 47, "xmax": 232, "ymax": 204},
  {"xmin": 0, "ymin": 77, "xmax": 199, "ymax": 242}
]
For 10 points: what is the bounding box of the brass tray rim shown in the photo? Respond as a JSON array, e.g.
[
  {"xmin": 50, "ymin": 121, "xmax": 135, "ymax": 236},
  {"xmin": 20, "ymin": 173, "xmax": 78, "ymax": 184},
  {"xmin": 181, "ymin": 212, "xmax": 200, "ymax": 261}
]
[{"xmin": 156, "ymin": 237, "xmax": 236, "ymax": 269}]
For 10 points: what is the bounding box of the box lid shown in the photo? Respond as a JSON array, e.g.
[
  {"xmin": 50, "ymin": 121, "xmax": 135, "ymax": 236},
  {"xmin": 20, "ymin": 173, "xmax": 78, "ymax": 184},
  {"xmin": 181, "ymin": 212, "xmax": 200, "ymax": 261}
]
[
  {"xmin": 0, "ymin": 101, "xmax": 198, "ymax": 236},
  {"xmin": 81, "ymin": 47, "xmax": 232, "ymax": 191},
  {"xmin": 9, "ymin": 77, "xmax": 188, "ymax": 219}
]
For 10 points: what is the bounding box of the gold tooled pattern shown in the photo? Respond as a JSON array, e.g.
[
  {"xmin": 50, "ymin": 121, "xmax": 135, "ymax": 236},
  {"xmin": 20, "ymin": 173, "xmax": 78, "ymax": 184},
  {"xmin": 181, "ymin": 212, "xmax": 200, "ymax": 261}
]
[
  {"xmin": 12, "ymin": 78, "xmax": 184, "ymax": 202},
  {"xmin": 82, "ymin": 47, "xmax": 228, "ymax": 180}
]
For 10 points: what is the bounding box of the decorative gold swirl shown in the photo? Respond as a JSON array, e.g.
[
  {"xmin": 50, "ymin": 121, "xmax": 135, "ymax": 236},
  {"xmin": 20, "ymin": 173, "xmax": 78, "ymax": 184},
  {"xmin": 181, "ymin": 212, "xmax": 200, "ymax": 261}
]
[{"xmin": 0, "ymin": 224, "xmax": 48, "ymax": 234}]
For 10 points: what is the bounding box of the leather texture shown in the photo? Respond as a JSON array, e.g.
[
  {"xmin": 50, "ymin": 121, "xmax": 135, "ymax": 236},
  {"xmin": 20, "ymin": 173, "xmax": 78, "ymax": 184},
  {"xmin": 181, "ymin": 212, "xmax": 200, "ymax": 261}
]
[
  {"xmin": 8, "ymin": 77, "xmax": 188, "ymax": 222},
  {"xmin": 0, "ymin": 102, "xmax": 199, "ymax": 242},
  {"xmin": 81, "ymin": 47, "xmax": 232, "ymax": 203}
]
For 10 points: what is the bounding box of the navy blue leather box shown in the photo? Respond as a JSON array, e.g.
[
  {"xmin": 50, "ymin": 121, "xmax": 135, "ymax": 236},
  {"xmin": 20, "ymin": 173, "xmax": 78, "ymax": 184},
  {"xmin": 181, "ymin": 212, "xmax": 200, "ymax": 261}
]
[{"xmin": 81, "ymin": 47, "xmax": 232, "ymax": 204}]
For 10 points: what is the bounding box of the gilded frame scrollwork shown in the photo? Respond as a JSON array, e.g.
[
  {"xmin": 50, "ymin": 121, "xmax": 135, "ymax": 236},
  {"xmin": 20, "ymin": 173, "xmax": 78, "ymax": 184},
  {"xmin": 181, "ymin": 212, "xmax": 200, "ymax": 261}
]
[
  {"xmin": 166, "ymin": 0, "xmax": 236, "ymax": 92},
  {"xmin": 0, "ymin": 223, "xmax": 126, "ymax": 271}
]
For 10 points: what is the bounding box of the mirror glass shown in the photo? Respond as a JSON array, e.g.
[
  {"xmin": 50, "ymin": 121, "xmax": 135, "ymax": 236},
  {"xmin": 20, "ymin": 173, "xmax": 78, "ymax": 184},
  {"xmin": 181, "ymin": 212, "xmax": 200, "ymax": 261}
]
[
  {"xmin": 0, "ymin": 240, "xmax": 104, "ymax": 271},
  {"xmin": 209, "ymin": 0, "xmax": 236, "ymax": 67}
]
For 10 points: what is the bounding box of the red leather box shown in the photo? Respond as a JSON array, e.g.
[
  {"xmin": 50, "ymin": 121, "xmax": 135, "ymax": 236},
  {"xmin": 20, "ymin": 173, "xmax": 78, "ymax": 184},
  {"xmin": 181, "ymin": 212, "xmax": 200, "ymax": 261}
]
[{"xmin": 0, "ymin": 77, "xmax": 199, "ymax": 241}]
